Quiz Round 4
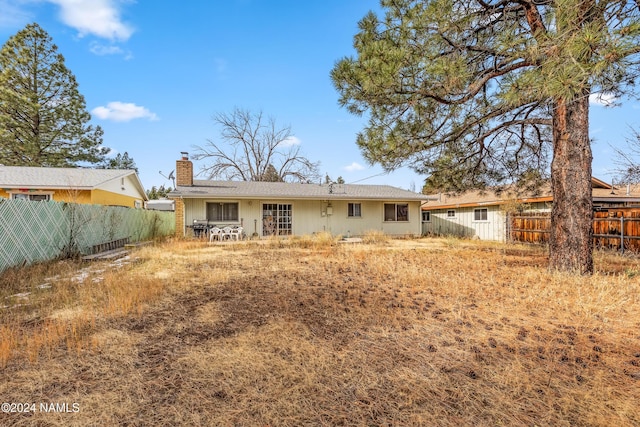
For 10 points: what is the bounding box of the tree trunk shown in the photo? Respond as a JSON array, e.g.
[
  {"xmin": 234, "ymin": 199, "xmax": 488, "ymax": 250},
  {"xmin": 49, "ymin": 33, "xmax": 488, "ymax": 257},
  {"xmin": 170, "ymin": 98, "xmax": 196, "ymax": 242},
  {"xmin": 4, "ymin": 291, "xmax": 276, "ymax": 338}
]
[{"xmin": 549, "ymin": 94, "xmax": 593, "ymax": 274}]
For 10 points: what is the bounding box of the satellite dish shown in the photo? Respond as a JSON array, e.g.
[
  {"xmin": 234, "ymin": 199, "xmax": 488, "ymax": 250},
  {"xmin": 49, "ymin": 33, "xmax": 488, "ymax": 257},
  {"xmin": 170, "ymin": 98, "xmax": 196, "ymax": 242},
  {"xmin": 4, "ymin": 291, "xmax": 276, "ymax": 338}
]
[{"xmin": 159, "ymin": 170, "xmax": 176, "ymax": 188}]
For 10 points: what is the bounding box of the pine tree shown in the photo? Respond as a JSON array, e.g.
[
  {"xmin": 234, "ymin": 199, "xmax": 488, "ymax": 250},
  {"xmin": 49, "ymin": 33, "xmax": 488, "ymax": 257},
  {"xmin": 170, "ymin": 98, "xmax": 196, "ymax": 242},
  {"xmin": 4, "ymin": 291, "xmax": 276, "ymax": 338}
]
[
  {"xmin": 100, "ymin": 152, "xmax": 138, "ymax": 172},
  {"xmin": 332, "ymin": 1, "xmax": 640, "ymax": 274},
  {"xmin": 260, "ymin": 164, "xmax": 284, "ymax": 182},
  {"xmin": 146, "ymin": 185, "xmax": 173, "ymax": 200},
  {"xmin": 0, "ymin": 23, "xmax": 107, "ymax": 167}
]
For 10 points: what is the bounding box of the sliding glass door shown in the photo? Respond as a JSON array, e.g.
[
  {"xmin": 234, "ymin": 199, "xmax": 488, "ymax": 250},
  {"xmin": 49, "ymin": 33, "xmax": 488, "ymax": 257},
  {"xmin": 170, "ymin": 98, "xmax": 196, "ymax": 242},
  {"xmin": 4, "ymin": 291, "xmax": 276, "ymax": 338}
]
[{"xmin": 262, "ymin": 203, "xmax": 292, "ymax": 236}]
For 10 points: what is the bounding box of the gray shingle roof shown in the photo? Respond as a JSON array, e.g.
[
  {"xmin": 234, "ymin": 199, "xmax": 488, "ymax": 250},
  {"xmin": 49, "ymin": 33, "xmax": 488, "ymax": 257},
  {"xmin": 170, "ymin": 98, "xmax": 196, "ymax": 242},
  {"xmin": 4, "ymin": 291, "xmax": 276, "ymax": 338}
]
[
  {"xmin": 169, "ymin": 180, "xmax": 426, "ymax": 201},
  {"xmin": 0, "ymin": 166, "xmax": 139, "ymax": 190}
]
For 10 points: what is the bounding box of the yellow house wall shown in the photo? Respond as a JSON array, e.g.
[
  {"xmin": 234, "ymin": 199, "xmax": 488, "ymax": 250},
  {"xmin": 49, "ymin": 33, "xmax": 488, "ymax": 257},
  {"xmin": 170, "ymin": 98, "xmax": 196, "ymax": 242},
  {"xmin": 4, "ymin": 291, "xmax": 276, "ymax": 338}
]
[
  {"xmin": 91, "ymin": 188, "xmax": 142, "ymax": 208},
  {"xmin": 0, "ymin": 188, "xmax": 92, "ymax": 203},
  {"xmin": 0, "ymin": 188, "xmax": 141, "ymax": 207},
  {"xmin": 52, "ymin": 190, "xmax": 93, "ymax": 204}
]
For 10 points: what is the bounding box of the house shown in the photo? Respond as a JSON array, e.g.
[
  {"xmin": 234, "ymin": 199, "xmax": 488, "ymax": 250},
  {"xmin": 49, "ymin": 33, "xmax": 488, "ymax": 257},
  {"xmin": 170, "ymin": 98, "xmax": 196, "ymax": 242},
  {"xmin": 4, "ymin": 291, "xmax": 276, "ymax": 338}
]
[
  {"xmin": 421, "ymin": 177, "xmax": 640, "ymax": 241},
  {"xmin": 0, "ymin": 166, "xmax": 147, "ymax": 208},
  {"xmin": 167, "ymin": 153, "xmax": 427, "ymax": 238},
  {"xmin": 146, "ymin": 199, "xmax": 175, "ymax": 211}
]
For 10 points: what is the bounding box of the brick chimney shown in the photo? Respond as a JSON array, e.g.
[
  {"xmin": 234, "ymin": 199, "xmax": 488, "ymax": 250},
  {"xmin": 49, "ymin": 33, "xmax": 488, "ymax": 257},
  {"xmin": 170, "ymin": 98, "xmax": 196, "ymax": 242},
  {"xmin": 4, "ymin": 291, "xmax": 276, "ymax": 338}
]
[{"xmin": 176, "ymin": 151, "xmax": 193, "ymax": 186}]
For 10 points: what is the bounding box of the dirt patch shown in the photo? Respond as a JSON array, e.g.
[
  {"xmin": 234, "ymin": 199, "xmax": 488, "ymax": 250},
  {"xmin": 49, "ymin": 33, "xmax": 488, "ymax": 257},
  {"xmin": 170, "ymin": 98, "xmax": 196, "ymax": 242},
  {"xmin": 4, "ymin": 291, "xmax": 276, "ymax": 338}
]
[{"xmin": 1, "ymin": 238, "xmax": 640, "ymax": 426}]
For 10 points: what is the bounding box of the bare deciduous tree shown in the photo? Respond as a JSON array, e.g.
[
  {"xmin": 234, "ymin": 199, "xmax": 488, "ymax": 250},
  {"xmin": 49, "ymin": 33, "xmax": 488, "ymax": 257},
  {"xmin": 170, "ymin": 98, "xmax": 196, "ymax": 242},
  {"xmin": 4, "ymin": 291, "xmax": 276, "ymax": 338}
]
[
  {"xmin": 613, "ymin": 129, "xmax": 640, "ymax": 183},
  {"xmin": 193, "ymin": 108, "xmax": 320, "ymax": 183}
]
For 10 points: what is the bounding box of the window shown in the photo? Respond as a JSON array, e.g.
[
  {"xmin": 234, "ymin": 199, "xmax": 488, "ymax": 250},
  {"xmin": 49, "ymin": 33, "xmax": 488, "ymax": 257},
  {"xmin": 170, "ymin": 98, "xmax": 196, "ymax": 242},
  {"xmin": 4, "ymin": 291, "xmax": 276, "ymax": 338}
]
[
  {"xmin": 422, "ymin": 211, "xmax": 431, "ymax": 222},
  {"xmin": 447, "ymin": 210, "xmax": 456, "ymax": 218},
  {"xmin": 348, "ymin": 203, "xmax": 361, "ymax": 218},
  {"xmin": 206, "ymin": 202, "xmax": 239, "ymax": 222},
  {"xmin": 474, "ymin": 208, "xmax": 488, "ymax": 221},
  {"xmin": 11, "ymin": 193, "xmax": 51, "ymax": 201},
  {"xmin": 384, "ymin": 203, "xmax": 409, "ymax": 222}
]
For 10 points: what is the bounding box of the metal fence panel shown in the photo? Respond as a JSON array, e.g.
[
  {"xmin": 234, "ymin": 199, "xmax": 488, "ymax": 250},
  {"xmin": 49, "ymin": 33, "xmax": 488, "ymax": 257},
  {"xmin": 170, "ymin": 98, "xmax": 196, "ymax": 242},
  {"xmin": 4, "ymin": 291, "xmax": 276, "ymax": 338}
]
[{"xmin": 0, "ymin": 199, "xmax": 175, "ymax": 272}]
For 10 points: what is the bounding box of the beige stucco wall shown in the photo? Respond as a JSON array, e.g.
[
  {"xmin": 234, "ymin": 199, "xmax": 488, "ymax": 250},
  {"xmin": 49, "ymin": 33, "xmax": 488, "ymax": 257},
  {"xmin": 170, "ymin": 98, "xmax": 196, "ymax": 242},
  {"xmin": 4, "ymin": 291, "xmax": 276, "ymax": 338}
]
[{"xmin": 181, "ymin": 198, "xmax": 422, "ymax": 238}]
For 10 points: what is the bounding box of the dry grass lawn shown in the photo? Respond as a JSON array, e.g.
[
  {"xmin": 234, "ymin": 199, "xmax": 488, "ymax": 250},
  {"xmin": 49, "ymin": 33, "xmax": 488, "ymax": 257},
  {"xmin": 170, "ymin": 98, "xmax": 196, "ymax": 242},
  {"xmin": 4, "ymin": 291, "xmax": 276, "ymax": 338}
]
[{"xmin": 1, "ymin": 235, "xmax": 640, "ymax": 426}]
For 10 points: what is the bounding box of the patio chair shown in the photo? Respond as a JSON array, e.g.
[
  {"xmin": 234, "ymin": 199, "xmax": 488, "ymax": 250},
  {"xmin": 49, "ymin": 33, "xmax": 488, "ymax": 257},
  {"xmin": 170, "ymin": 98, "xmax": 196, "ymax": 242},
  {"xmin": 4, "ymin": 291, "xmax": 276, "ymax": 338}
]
[
  {"xmin": 230, "ymin": 226, "xmax": 244, "ymax": 241},
  {"xmin": 221, "ymin": 226, "xmax": 233, "ymax": 240},
  {"xmin": 209, "ymin": 226, "xmax": 223, "ymax": 242}
]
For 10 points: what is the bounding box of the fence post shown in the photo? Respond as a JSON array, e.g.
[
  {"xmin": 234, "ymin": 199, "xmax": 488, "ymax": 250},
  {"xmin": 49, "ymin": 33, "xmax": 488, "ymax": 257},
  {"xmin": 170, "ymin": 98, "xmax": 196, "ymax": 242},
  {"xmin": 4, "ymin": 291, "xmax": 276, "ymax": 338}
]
[
  {"xmin": 505, "ymin": 212, "xmax": 510, "ymax": 243},
  {"xmin": 620, "ymin": 216, "xmax": 625, "ymax": 254}
]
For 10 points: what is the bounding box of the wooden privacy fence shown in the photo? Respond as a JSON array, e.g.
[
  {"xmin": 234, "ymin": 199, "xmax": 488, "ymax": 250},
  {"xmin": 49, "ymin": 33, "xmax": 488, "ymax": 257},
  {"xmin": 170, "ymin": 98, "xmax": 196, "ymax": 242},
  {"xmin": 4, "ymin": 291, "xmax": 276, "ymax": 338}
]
[{"xmin": 508, "ymin": 209, "xmax": 640, "ymax": 253}]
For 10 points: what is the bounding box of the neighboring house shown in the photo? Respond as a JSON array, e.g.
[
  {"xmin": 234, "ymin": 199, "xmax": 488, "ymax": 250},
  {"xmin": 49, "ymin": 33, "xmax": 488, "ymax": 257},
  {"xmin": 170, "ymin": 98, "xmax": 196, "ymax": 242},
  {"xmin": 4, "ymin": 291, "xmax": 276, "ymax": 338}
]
[
  {"xmin": 146, "ymin": 199, "xmax": 175, "ymax": 211},
  {"xmin": 0, "ymin": 166, "xmax": 147, "ymax": 208},
  {"xmin": 421, "ymin": 178, "xmax": 640, "ymax": 241},
  {"xmin": 168, "ymin": 153, "xmax": 427, "ymax": 238}
]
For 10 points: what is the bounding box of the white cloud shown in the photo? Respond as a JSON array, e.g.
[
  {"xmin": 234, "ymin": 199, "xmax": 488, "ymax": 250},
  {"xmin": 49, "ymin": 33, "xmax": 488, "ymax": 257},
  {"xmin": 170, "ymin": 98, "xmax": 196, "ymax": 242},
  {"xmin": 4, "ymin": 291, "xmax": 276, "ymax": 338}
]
[
  {"xmin": 343, "ymin": 162, "xmax": 365, "ymax": 172},
  {"xmin": 89, "ymin": 42, "xmax": 133, "ymax": 59},
  {"xmin": 278, "ymin": 136, "xmax": 301, "ymax": 147},
  {"xmin": 47, "ymin": 0, "xmax": 134, "ymax": 41},
  {"xmin": 89, "ymin": 42, "xmax": 122, "ymax": 55},
  {"xmin": 589, "ymin": 92, "xmax": 616, "ymax": 107},
  {"xmin": 92, "ymin": 102, "xmax": 158, "ymax": 122}
]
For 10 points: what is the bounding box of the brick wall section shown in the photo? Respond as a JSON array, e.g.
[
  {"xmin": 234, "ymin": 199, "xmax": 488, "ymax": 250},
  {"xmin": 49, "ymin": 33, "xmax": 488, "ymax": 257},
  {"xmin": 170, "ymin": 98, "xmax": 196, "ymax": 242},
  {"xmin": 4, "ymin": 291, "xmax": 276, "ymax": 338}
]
[
  {"xmin": 173, "ymin": 198, "xmax": 185, "ymax": 236},
  {"xmin": 176, "ymin": 159, "xmax": 193, "ymax": 186},
  {"xmin": 173, "ymin": 155, "xmax": 192, "ymax": 236}
]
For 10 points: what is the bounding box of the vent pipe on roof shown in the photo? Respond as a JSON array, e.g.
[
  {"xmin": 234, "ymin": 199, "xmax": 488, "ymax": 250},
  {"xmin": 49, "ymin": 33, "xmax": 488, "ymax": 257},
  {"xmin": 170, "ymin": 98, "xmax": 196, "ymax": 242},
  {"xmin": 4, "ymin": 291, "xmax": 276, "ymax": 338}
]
[{"xmin": 627, "ymin": 183, "xmax": 631, "ymax": 196}]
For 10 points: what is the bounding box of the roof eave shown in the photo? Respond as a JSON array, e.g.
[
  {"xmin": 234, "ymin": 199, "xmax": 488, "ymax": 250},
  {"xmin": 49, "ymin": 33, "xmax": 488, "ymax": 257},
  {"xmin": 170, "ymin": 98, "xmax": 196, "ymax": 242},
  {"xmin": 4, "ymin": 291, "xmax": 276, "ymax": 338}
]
[
  {"xmin": 167, "ymin": 191, "xmax": 425, "ymax": 201},
  {"xmin": 422, "ymin": 196, "xmax": 553, "ymax": 210},
  {"xmin": 594, "ymin": 197, "xmax": 640, "ymax": 203},
  {"xmin": 2, "ymin": 184, "xmax": 94, "ymax": 191}
]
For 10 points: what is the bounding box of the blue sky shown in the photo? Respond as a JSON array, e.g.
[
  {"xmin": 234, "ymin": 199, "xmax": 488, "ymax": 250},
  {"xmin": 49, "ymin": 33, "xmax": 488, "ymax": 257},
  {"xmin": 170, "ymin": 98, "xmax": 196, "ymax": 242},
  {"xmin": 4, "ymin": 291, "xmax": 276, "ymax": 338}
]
[{"xmin": 0, "ymin": 1, "xmax": 638, "ymax": 192}]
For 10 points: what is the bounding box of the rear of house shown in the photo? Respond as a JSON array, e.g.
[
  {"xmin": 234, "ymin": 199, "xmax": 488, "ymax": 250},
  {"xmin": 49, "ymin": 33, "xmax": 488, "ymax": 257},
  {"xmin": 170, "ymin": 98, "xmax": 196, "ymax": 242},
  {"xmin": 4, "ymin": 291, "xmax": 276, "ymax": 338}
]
[{"xmin": 168, "ymin": 154, "xmax": 425, "ymax": 238}]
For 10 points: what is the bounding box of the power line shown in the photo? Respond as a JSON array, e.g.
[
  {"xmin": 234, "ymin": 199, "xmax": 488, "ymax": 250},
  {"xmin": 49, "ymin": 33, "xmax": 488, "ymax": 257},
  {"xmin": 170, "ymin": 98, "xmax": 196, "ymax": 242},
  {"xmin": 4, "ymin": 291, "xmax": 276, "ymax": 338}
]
[{"xmin": 347, "ymin": 171, "xmax": 390, "ymax": 184}]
